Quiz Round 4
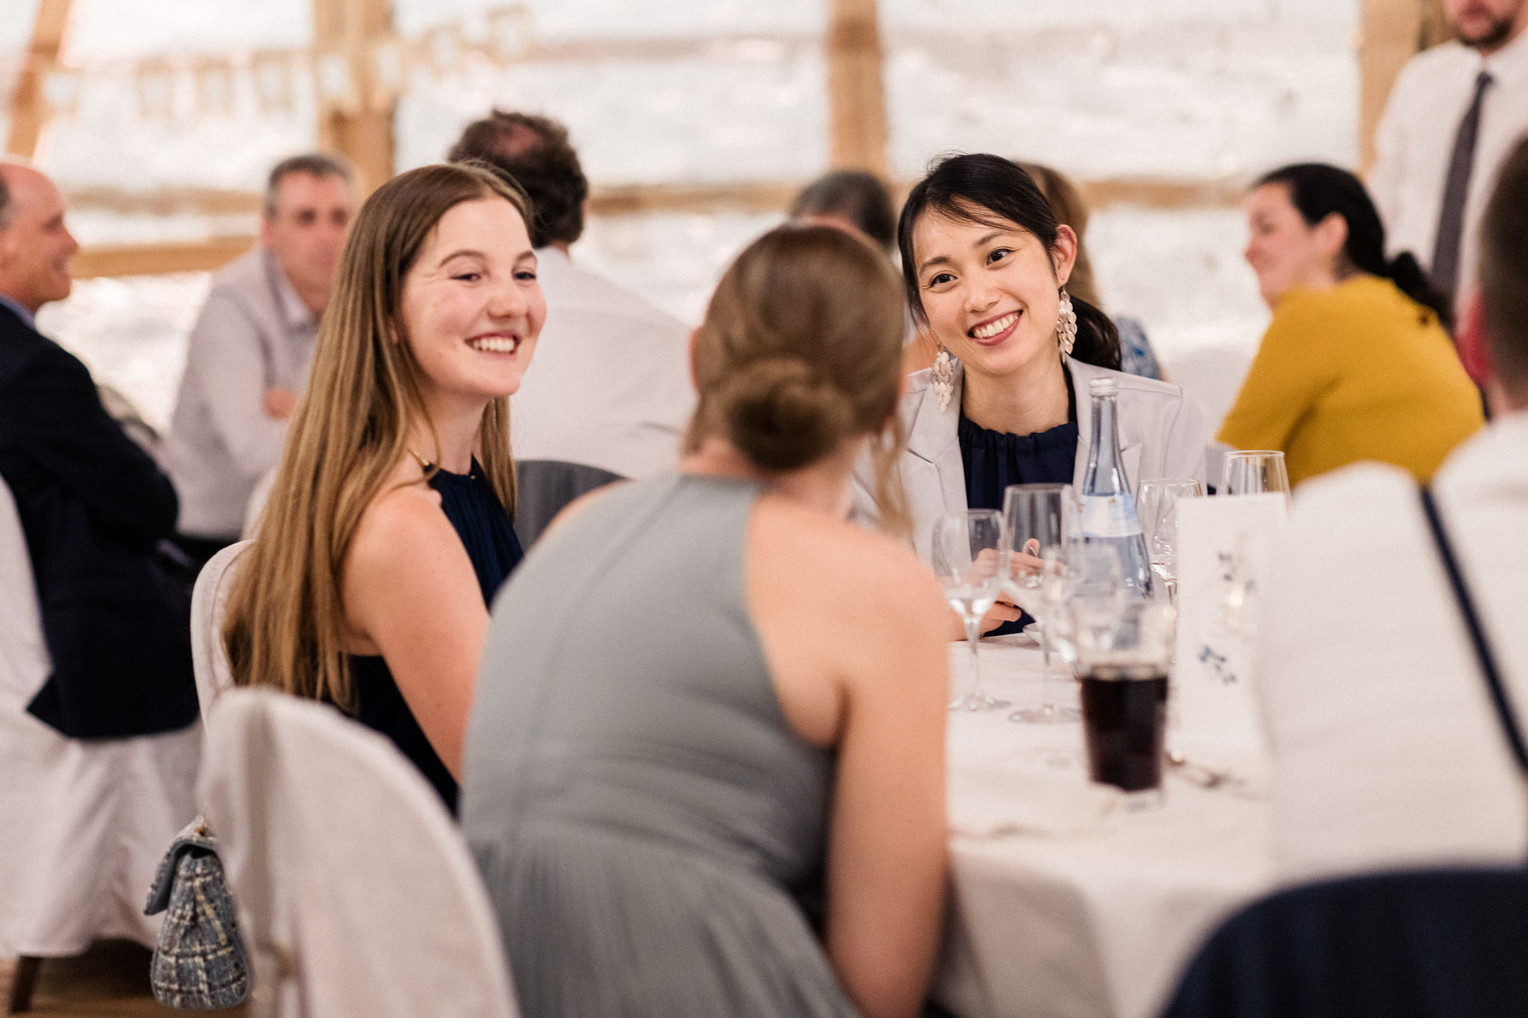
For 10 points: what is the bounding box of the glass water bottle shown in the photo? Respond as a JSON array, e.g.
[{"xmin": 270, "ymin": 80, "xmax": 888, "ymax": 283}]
[{"xmin": 1079, "ymin": 376, "xmax": 1153, "ymax": 599}]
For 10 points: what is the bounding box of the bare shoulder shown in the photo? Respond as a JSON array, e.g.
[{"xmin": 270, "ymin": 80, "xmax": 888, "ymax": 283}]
[
  {"xmin": 752, "ymin": 495, "xmax": 946, "ymax": 628},
  {"xmin": 347, "ymin": 466, "xmax": 459, "ymax": 583}
]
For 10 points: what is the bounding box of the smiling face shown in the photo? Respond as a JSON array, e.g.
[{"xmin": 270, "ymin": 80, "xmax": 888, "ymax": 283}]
[
  {"xmin": 1243, "ymin": 183, "xmax": 1345, "ymax": 309},
  {"xmin": 0, "ymin": 165, "xmax": 78, "ymax": 314},
  {"xmin": 398, "ymin": 196, "xmax": 546, "ymax": 419},
  {"xmin": 911, "ymin": 209, "xmax": 1076, "ymax": 385}
]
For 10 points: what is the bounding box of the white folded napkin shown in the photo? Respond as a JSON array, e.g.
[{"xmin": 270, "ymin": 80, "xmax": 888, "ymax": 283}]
[{"xmin": 949, "ymin": 762, "xmax": 1121, "ymax": 838}]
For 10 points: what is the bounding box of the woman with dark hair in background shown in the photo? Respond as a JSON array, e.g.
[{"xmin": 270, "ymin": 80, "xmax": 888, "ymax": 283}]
[
  {"xmin": 463, "ymin": 225, "xmax": 949, "ymax": 1018},
  {"xmin": 854, "ymin": 153, "xmax": 1206, "ymax": 635},
  {"xmin": 1219, "ymin": 162, "xmax": 1483, "ymax": 487}
]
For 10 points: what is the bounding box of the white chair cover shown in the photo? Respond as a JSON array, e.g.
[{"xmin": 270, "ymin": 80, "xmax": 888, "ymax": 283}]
[
  {"xmin": 191, "ymin": 540, "xmax": 252, "ymax": 724},
  {"xmin": 0, "ymin": 477, "xmax": 199, "ymax": 957},
  {"xmin": 199, "ymin": 688, "xmax": 518, "ymax": 1018},
  {"xmin": 242, "ymin": 468, "xmax": 277, "ymax": 541}
]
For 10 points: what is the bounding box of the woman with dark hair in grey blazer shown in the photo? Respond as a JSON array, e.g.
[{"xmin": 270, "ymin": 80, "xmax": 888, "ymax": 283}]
[{"xmin": 853, "ymin": 153, "xmax": 1207, "ymax": 636}]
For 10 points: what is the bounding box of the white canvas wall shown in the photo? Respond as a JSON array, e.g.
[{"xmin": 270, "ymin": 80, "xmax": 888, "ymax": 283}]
[{"xmin": 6, "ymin": 0, "xmax": 1362, "ymax": 430}]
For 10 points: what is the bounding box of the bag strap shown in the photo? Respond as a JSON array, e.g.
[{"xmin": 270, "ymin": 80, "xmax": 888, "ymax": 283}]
[{"xmin": 1419, "ymin": 485, "xmax": 1528, "ymax": 773}]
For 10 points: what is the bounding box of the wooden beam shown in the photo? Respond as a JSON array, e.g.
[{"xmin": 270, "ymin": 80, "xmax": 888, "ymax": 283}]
[
  {"xmin": 312, "ymin": 0, "xmax": 396, "ymax": 197},
  {"xmin": 71, "ymin": 237, "xmax": 255, "ymax": 279},
  {"xmin": 826, "ymin": 0, "xmax": 888, "ymax": 177},
  {"xmin": 66, "ymin": 173, "xmax": 1251, "ymax": 223},
  {"xmin": 64, "ymin": 173, "xmax": 1258, "ymax": 280},
  {"xmin": 1359, "ymin": 0, "xmax": 1448, "ymax": 173},
  {"xmin": 6, "ymin": 0, "xmax": 73, "ymax": 158}
]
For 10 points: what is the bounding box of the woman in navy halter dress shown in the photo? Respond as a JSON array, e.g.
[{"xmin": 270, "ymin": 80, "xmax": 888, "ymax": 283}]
[{"xmin": 222, "ymin": 164, "xmax": 545, "ymax": 808}]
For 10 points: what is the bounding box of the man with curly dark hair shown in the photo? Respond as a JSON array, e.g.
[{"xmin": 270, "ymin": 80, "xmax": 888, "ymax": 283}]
[{"xmin": 449, "ymin": 111, "xmax": 694, "ymax": 544}]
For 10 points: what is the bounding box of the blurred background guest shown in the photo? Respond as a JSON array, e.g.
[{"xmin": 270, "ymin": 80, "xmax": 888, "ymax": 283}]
[
  {"xmin": 788, "ymin": 167, "xmax": 897, "ymax": 255},
  {"xmin": 224, "ymin": 163, "xmax": 543, "ymax": 812},
  {"xmin": 165, "ymin": 154, "xmax": 355, "ymax": 569},
  {"xmin": 449, "ymin": 110, "xmax": 693, "ymax": 545},
  {"xmin": 1369, "ymin": 0, "xmax": 1528, "ymax": 314},
  {"xmin": 0, "ymin": 161, "xmax": 196, "ymax": 738},
  {"xmin": 854, "ymin": 153, "xmax": 1206, "ymax": 635},
  {"xmin": 464, "ymin": 225, "xmax": 949, "ymax": 1018},
  {"xmin": 1257, "ymin": 136, "xmax": 1528, "ymax": 885},
  {"xmin": 1218, "ymin": 163, "xmax": 1483, "ymax": 487}
]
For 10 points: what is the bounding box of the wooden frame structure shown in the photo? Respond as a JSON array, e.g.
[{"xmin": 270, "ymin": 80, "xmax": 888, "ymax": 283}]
[
  {"xmin": 1359, "ymin": 0, "xmax": 1450, "ymax": 172},
  {"xmin": 6, "ymin": 0, "xmax": 1450, "ymax": 279},
  {"xmin": 5, "ymin": 0, "xmax": 71, "ymax": 159}
]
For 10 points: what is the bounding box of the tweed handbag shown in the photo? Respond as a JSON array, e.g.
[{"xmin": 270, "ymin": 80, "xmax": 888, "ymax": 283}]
[{"xmin": 144, "ymin": 815, "xmax": 251, "ymax": 1009}]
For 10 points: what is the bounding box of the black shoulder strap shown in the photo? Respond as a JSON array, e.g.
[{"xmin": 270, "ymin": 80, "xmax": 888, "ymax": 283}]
[{"xmin": 1419, "ymin": 485, "xmax": 1528, "ymax": 774}]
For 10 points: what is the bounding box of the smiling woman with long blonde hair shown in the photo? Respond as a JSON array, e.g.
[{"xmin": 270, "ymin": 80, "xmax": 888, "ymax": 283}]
[{"xmin": 223, "ymin": 162, "xmax": 544, "ymax": 811}]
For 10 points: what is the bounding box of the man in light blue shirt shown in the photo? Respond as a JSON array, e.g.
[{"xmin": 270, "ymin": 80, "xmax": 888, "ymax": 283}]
[{"xmin": 165, "ymin": 154, "xmax": 354, "ymax": 566}]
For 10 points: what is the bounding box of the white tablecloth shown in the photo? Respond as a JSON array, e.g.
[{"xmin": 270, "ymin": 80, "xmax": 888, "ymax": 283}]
[{"xmin": 938, "ymin": 636, "xmax": 1275, "ymax": 1018}]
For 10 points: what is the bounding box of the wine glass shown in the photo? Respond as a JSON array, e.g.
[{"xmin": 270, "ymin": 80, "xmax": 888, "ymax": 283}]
[
  {"xmin": 1001, "ymin": 482, "xmax": 1072, "ymax": 614},
  {"xmin": 1221, "ymin": 450, "xmax": 1290, "ymax": 500},
  {"xmin": 931, "ymin": 510, "xmax": 1010, "ymax": 712},
  {"xmin": 1136, "ymin": 478, "xmax": 1204, "ymax": 602},
  {"xmin": 1068, "ymin": 542, "xmax": 1127, "ymax": 661},
  {"xmin": 1002, "ymin": 484, "xmax": 1078, "ymax": 723}
]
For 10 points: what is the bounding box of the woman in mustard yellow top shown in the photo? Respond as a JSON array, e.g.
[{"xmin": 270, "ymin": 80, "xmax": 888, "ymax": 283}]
[{"xmin": 1219, "ymin": 163, "xmax": 1483, "ymax": 487}]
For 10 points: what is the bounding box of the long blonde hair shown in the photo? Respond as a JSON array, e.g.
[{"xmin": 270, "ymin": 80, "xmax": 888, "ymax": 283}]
[
  {"xmin": 684, "ymin": 224, "xmax": 911, "ymax": 535},
  {"xmin": 224, "ymin": 162, "xmax": 532, "ymax": 709}
]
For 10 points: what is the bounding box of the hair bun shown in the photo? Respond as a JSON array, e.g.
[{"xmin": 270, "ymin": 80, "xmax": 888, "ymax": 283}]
[{"xmin": 716, "ymin": 356, "xmax": 854, "ymax": 472}]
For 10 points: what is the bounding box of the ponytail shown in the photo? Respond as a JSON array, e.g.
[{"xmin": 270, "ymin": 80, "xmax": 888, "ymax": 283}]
[
  {"xmin": 1384, "ymin": 250, "xmax": 1452, "ymax": 330},
  {"xmin": 1066, "ymin": 293, "xmax": 1121, "ymax": 371}
]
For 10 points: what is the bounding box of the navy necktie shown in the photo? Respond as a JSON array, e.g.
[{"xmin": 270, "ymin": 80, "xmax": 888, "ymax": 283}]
[{"xmin": 1430, "ymin": 70, "xmax": 1494, "ymax": 303}]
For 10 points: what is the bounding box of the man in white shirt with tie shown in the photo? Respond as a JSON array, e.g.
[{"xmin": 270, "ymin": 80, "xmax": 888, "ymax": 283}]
[{"xmin": 1368, "ymin": 0, "xmax": 1528, "ymax": 313}]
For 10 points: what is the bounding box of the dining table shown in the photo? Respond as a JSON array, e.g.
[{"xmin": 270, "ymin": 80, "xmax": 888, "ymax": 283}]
[{"xmin": 937, "ymin": 633, "xmax": 1276, "ymax": 1018}]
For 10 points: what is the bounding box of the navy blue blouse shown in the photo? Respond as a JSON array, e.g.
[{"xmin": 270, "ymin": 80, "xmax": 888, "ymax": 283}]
[
  {"xmin": 958, "ymin": 374, "xmax": 1078, "ymax": 636},
  {"xmin": 349, "ymin": 460, "xmax": 523, "ymax": 813}
]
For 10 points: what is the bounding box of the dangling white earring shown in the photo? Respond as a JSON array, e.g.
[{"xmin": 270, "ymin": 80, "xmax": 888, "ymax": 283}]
[
  {"xmin": 1056, "ymin": 289, "xmax": 1077, "ymax": 357},
  {"xmin": 931, "ymin": 344, "xmax": 955, "ymax": 412}
]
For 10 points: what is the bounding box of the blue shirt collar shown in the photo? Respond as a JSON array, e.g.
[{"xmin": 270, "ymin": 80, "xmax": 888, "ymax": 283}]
[{"xmin": 0, "ymin": 291, "xmax": 36, "ymax": 329}]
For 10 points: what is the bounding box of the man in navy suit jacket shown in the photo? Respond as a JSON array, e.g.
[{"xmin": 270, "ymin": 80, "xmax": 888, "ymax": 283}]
[{"xmin": 0, "ymin": 161, "xmax": 196, "ymax": 738}]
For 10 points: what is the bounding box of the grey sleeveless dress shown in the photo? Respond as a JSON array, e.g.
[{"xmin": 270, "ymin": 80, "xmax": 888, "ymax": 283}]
[{"xmin": 460, "ymin": 473, "xmax": 857, "ymax": 1018}]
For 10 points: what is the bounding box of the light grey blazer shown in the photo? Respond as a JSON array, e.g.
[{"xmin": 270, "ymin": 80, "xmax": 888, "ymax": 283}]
[{"xmin": 853, "ymin": 357, "xmax": 1209, "ymax": 561}]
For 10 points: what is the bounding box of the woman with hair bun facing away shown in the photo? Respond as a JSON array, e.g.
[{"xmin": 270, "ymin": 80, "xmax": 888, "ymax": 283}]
[
  {"xmin": 855, "ymin": 152, "xmax": 1207, "ymax": 635},
  {"xmin": 1219, "ymin": 163, "xmax": 1483, "ymax": 486},
  {"xmin": 462, "ymin": 225, "xmax": 950, "ymax": 1018}
]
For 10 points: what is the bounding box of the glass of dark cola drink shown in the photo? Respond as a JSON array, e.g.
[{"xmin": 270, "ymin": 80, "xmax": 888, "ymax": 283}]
[{"xmin": 1074, "ymin": 600, "xmax": 1176, "ymax": 808}]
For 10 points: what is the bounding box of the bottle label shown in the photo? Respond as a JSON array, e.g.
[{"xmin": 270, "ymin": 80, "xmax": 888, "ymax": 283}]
[{"xmin": 1079, "ymin": 494, "xmax": 1142, "ymax": 538}]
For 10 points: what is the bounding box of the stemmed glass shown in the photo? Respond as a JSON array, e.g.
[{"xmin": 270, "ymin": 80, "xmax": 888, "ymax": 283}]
[
  {"xmin": 1221, "ymin": 451, "xmax": 1290, "ymax": 500},
  {"xmin": 931, "ymin": 510, "xmax": 1010, "ymax": 712},
  {"xmin": 1002, "ymin": 484, "xmax": 1078, "ymax": 723},
  {"xmin": 1137, "ymin": 479, "xmax": 1204, "ymax": 602}
]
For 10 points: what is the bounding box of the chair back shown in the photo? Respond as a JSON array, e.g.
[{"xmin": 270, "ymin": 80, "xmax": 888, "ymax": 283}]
[
  {"xmin": 198, "ymin": 688, "xmax": 518, "ymax": 1018},
  {"xmin": 0, "ymin": 475, "xmax": 50, "ymax": 707},
  {"xmin": 191, "ymin": 541, "xmax": 252, "ymax": 724},
  {"xmin": 1158, "ymin": 867, "xmax": 1528, "ymax": 1018},
  {"xmin": 512, "ymin": 459, "xmax": 622, "ymax": 546}
]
